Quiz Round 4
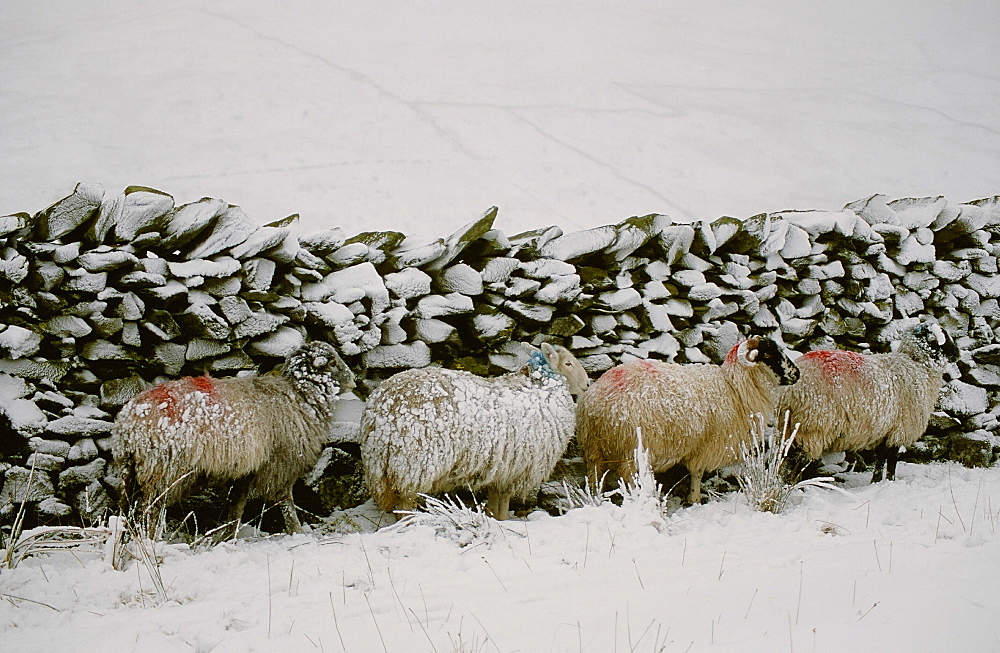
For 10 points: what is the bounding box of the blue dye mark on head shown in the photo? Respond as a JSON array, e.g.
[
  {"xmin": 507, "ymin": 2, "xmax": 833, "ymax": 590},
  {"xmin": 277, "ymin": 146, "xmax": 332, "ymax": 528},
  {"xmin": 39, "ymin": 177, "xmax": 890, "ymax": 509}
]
[{"xmin": 526, "ymin": 350, "xmax": 558, "ymax": 378}]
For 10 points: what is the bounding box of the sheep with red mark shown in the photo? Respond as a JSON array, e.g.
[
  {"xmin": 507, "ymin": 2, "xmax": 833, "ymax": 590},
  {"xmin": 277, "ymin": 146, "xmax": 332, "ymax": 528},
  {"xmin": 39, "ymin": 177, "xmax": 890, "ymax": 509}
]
[
  {"xmin": 777, "ymin": 321, "xmax": 956, "ymax": 482},
  {"xmin": 112, "ymin": 341, "xmax": 355, "ymax": 538},
  {"xmin": 361, "ymin": 343, "xmax": 590, "ymax": 520},
  {"xmin": 576, "ymin": 336, "xmax": 800, "ymax": 503}
]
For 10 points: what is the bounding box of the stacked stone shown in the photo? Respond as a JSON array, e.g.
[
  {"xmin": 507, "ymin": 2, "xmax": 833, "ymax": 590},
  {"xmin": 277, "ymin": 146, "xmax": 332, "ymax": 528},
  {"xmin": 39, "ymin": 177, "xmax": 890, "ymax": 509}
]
[{"xmin": 1, "ymin": 183, "xmax": 998, "ymax": 527}]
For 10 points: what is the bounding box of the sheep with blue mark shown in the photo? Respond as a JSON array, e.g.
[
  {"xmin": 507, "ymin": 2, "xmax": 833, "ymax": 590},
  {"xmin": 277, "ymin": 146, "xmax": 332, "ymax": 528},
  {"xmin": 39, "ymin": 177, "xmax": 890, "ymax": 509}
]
[
  {"xmin": 576, "ymin": 335, "xmax": 801, "ymax": 504},
  {"xmin": 360, "ymin": 342, "xmax": 590, "ymax": 520}
]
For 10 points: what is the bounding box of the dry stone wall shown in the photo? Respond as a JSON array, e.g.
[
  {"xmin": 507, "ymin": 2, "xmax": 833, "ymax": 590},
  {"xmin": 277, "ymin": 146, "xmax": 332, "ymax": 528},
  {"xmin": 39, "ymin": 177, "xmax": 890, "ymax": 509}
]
[{"xmin": 2, "ymin": 183, "xmax": 999, "ymax": 526}]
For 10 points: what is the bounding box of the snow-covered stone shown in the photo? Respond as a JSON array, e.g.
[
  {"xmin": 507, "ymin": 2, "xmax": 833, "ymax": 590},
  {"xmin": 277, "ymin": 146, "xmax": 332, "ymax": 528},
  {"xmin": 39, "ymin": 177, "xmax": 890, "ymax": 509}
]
[
  {"xmin": 114, "ymin": 187, "xmax": 174, "ymax": 241},
  {"xmin": 0, "ymin": 465, "xmax": 56, "ymax": 514},
  {"xmin": 246, "ymin": 326, "xmax": 306, "ymax": 358},
  {"xmin": 688, "ymin": 282, "xmax": 723, "ymax": 302},
  {"xmin": 939, "ymin": 380, "xmax": 989, "ymax": 417},
  {"xmin": 504, "ymin": 300, "xmax": 555, "ymax": 323},
  {"xmin": 233, "ymin": 311, "xmax": 288, "ymax": 338},
  {"xmin": 888, "ymin": 196, "xmax": 947, "ymax": 229},
  {"xmin": 300, "ymin": 227, "xmax": 347, "ymax": 255},
  {"xmin": 0, "ymin": 325, "xmax": 41, "ymax": 359},
  {"xmin": 437, "ymin": 263, "xmax": 484, "ymax": 295},
  {"xmin": 672, "ymin": 269, "xmax": 705, "ymax": 288},
  {"xmin": 36, "ymin": 182, "xmax": 104, "ymax": 241},
  {"xmin": 230, "ymin": 226, "xmax": 289, "ymax": 259},
  {"xmin": 597, "ymin": 288, "xmax": 642, "ymax": 312},
  {"xmin": 385, "ymin": 267, "xmax": 432, "ymax": 299},
  {"xmin": 536, "ymin": 275, "xmax": 582, "ymax": 304},
  {"xmin": 966, "ymin": 273, "xmax": 1000, "ymax": 299},
  {"xmin": 46, "ymin": 415, "xmax": 113, "ymax": 438},
  {"xmin": 168, "ymin": 256, "xmax": 241, "ymax": 279},
  {"xmin": 539, "ymin": 225, "xmax": 616, "ymax": 260},
  {"xmin": 416, "ymin": 293, "xmax": 474, "ymax": 318},
  {"xmin": 472, "ymin": 311, "xmax": 516, "ymax": 343},
  {"xmin": 3, "ymin": 398, "xmax": 48, "ymax": 437},
  {"xmin": 414, "ymin": 318, "xmax": 457, "ymax": 344},
  {"xmin": 362, "ymin": 341, "xmax": 431, "ymax": 369}
]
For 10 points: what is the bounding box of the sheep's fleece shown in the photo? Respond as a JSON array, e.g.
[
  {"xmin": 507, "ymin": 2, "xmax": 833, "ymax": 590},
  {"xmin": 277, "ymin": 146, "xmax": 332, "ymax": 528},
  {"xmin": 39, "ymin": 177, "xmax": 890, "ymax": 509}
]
[
  {"xmin": 576, "ymin": 336, "xmax": 800, "ymax": 503},
  {"xmin": 361, "ymin": 343, "xmax": 589, "ymax": 520},
  {"xmin": 113, "ymin": 341, "xmax": 355, "ymax": 537},
  {"xmin": 778, "ymin": 320, "xmax": 957, "ymax": 482}
]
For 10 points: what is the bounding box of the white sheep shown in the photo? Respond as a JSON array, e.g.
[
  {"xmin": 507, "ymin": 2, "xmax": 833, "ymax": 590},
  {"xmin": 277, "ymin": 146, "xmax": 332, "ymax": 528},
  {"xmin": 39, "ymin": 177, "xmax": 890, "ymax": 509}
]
[
  {"xmin": 360, "ymin": 343, "xmax": 590, "ymax": 520},
  {"xmin": 113, "ymin": 341, "xmax": 355, "ymax": 538},
  {"xmin": 777, "ymin": 321, "xmax": 956, "ymax": 482},
  {"xmin": 576, "ymin": 336, "xmax": 801, "ymax": 503}
]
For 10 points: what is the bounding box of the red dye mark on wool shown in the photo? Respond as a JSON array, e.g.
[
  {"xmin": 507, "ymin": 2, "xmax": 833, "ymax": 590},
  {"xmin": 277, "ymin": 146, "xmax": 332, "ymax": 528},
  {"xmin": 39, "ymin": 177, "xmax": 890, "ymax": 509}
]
[
  {"xmin": 800, "ymin": 349, "xmax": 866, "ymax": 380},
  {"xmin": 598, "ymin": 366, "xmax": 630, "ymax": 393},
  {"xmin": 187, "ymin": 375, "xmax": 217, "ymax": 397},
  {"xmin": 142, "ymin": 382, "xmax": 181, "ymax": 419},
  {"xmin": 724, "ymin": 341, "xmax": 742, "ymax": 365},
  {"xmin": 139, "ymin": 375, "xmax": 217, "ymax": 419}
]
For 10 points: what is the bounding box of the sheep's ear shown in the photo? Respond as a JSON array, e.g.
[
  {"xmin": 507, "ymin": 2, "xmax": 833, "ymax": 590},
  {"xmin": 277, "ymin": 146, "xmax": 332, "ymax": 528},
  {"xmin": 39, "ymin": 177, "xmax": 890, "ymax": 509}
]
[
  {"xmin": 929, "ymin": 322, "xmax": 946, "ymax": 346},
  {"xmin": 737, "ymin": 339, "xmax": 758, "ymax": 366},
  {"xmin": 540, "ymin": 342, "xmax": 556, "ymax": 362}
]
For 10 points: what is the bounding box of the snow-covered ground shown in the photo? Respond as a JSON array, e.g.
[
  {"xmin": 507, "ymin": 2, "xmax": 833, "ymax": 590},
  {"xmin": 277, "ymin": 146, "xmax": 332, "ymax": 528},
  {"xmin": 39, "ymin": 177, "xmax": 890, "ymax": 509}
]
[
  {"xmin": 3, "ymin": 1, "xmax": 999, "ymax": 237},
  {"xmin": 2, "ymin": 463, "xmax": 999, "ymax": 652}
]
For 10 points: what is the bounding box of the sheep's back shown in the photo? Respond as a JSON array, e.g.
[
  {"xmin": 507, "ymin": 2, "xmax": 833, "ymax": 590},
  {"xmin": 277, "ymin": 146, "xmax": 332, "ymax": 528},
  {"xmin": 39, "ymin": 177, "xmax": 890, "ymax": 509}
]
[
  {"xmin": 361, "ymin": 367, "xmax": 575, "ymax": 499},
  {"xmin": 878, "ymin": 354, "xmax": 943, "ymax": 449},
  {"xmin": 779, "ymin": 350, "xmax": 942, "ymax": 457},
  {"xmin": 577, "ymin": 360, "xmax": 741, "ymax": 473},
  {"xmin": 228, "ymin": 375, "xmax": 331, "ymax": 499},
  {"xmin": 113, "ymin": 376, "xmax": 267, "ymax": 497}
]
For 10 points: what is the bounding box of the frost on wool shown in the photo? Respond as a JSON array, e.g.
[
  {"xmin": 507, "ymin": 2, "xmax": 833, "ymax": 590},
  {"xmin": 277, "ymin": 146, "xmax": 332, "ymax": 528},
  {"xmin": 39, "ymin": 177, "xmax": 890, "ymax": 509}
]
[
  {"xmin": 360, "ymin": 343, "xmax": 590, "ymax": 521},
  {"xmin": 777, "ymin": 321, "xmax": 958, "ymax": 483},
  {"xmin": 576, "ymin": 335, "xmax": 800, "ymax": 504},
  {"xmin": 112, "ymin": 341, "xmax": 355, "ymax": 538}
]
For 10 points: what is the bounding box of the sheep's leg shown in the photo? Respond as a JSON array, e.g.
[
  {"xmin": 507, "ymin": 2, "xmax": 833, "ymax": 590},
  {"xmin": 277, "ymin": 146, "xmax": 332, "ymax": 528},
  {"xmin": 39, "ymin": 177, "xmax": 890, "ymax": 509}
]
[
  {"xmin": 279, "ymin": 490, "xmax": 304, "ymax": 534},
  {"xmin": 486, "ymin": 489, "xmax": 511, "ymax": 520},
  {"xmin": 871, "ymin": 443, "xmax": 888, "ymax": 483},
  {"xmin": 218, "ymin": 478, "xmax": 252, "ymax": 541},
  {"xmin": 687, "ymin": 472, "xmax": 703, "ymax": 504},
  {"xmin": 885, "ymin": 446, "xmax": 900, "ymax": 481}
]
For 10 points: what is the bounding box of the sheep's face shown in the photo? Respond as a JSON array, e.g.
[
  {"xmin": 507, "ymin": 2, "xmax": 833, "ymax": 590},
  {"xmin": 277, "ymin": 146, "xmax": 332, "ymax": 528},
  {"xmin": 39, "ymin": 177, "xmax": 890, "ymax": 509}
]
[
  {"xmin": 541, "ymin": 343, "xmax": 591, "ymax": 397},
  {"xmin": 286, "ymin": 341, "xmax": 356, "ymax": 394},
  {"xmin": 742, "ymin": 337, "xmax": 800, "ymax": 386},
  {"xmin": 909, "ymin": 322, "xmax": 960, "ymax": 366}
]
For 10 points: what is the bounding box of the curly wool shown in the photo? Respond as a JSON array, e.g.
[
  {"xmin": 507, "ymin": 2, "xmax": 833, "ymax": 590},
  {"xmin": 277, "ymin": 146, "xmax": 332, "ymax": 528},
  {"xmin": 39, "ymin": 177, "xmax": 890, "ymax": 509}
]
[
  {"xmin": 777, "ymin": 322, "xmax": 953, "ymax": 481},
  {"xmin": 361, "ymin": 344, "xmax": 586, "ymax": 519},
  {"xmin": 576, "ymin": 337, "xmax": 799, "ymax": 503},
  {"xmin": 113, "ymin": 341, "xmax": 355, "ymax": 535}
]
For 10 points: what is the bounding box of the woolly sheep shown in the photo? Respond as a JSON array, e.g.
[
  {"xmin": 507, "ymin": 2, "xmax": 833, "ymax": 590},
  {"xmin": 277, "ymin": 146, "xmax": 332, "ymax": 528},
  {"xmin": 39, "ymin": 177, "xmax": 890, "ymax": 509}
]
[
  {"xmin": 576, "ymin": 336, "xmax": 800, "ymax": 503},
  {"xmin": 777, "ymin": 321, "xmax": 957, "ymax": 482},
  {"xmin": 360, "ymin": 342, "xmax": 590, "ymax": 520},
  {"xmin": 113, "ymin": 341, "xmax": 355, "ymax": 538}
]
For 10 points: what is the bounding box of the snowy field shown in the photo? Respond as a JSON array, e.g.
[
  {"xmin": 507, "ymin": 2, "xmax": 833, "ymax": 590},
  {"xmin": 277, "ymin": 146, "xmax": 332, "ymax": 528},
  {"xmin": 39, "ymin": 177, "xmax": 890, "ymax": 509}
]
[
  {"xmin": 2, "ymin": 463, "xmax": 999, "ymax": 652},
  {"xmin": 3, "ymin": 2, "xmax": 1000, "ymax": 651},
  {"xmin": 2, "ymin": 1, "xmax": 999, "ymax": 238}
]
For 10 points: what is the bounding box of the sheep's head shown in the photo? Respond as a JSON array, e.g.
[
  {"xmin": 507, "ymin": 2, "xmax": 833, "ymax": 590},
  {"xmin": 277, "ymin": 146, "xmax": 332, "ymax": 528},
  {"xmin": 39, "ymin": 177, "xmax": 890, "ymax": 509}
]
[
  {"xmin": 735, "ymin": 336, "xmax": 800, "ymax": 386},
  {"xmin": 283, "ymin": 341, "xmax": 356, "ymax": 395},
  {"xmin": 540, "ymin": 343, "xmax": 591, "ymax": 397},
  {"xmin": 905, "ymin": 321, "xmax": 959, "ymax": 366}
]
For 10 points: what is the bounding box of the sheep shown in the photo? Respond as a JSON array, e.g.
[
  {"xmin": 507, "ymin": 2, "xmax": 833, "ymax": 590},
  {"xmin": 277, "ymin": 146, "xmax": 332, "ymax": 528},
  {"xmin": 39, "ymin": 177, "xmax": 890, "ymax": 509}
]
[
  {"xmin": 777, "ymin": 321, "xmax": 957, "ymax": 483},
  {"xmin": 360, "ymin": 342, "xmax": 590, "ymax": 520},
  {"xmin": 576, "ymin": 335, "xmax": 800, "ymax": 504},
  {"xmin": 112, "ymin": 341, "xmax": 355, "ymax": 539}
]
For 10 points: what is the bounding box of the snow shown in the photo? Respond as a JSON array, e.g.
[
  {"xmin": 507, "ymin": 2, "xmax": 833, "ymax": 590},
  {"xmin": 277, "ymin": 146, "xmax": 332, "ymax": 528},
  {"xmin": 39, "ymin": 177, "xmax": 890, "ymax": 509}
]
[
  {"xmin": 4, "ymin": 464, "xmax": 997, "ymax": 651},
  {"xmin": 4, "ymin": 2, "xmax": 998, "ymax": 239}
]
